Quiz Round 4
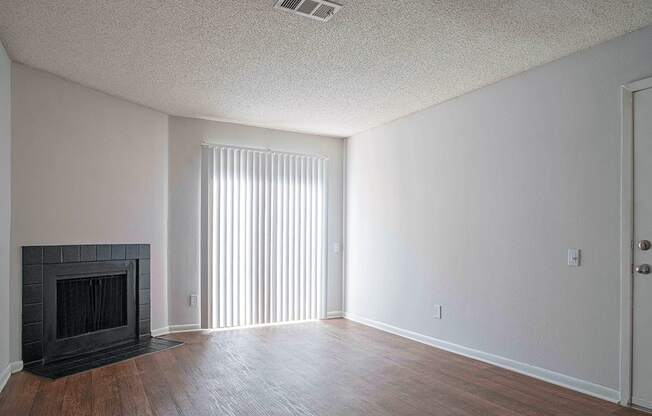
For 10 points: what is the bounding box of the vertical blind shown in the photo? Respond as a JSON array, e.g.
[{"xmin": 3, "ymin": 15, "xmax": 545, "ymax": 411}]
[{"xmin": 201, "ymin": 144, "xmax": 328, "ymax": 328}]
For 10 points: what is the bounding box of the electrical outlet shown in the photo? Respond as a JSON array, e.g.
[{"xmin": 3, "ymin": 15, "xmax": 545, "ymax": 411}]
[
  {"xmin": 189, "ymin": 294, "xmax": 198, "ymax": 307},
  {"xmin": 434, "ymin": 304, "xmax": 442, "ymax": 319},
  {"xmin": 567, "ymin": 248, "xmax": 580, "ymax": 267}
]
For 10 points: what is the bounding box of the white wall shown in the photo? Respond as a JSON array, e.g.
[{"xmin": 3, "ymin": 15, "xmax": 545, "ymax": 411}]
[
  {"xmin": 10, "ymin": 64, "xmax": 169, "ymax": 361},
  {"xmin": 0, "ymin": 42, "xmax": 11, "ymax": 378},
  {"xmin": 168, "ymin": 116, "xmax": 344, "ymax": 327},
  {"xmin": 346, "ymin": 25, "xmax": 652, "ymax": 393}
]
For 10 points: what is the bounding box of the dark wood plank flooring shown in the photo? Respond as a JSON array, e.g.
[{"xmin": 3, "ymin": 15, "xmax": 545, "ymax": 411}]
[{"xmin": 0, "ymin": 319, "xmax": 646, "ymax": 415}]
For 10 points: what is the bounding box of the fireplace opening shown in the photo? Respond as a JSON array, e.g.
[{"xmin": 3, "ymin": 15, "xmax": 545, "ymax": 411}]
[{"xmin": 56, "ymin": 273, "xmax": 128, "ymax": 339}]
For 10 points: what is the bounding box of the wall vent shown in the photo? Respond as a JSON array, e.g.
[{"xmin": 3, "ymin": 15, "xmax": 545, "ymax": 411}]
[{"xmin": 274, "ymin": 0, "xmax": 342, "ymax": 22}]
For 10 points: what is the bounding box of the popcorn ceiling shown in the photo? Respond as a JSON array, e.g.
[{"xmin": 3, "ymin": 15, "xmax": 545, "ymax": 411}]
[{"xmin": 1, "ymin": 0, "xmax": 651, "ymax": 137}]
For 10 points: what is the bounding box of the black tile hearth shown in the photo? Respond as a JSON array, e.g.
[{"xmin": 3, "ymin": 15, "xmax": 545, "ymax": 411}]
[
  {"xmin": 138, "ymin": 244, "xmax": 150, "ymax": 259},
  {"xmin": 125, "ymin": 244, "xmax": 139, "ymax": 259},
  {"xmin": 22, "ymin": 341, "xmax": 42, "ymax": 364},
  {"xmin": 62, "ymin": 245, "xmax": 81, "ymax": 262},
  {"xmin": 22, "ymin": 322, "xmax": 42, "ymax": 343},
  {"xmin": 80, "ymin": 245, "xmax": 97, "ymax": 262},
  {"xmin": 22, "ymin": 246, "xmax": 43, "ymax": 265},
  {"xmin": 23, "ymin": 303, "xmax": 42, "ymax": 324},
  {"xmin": 23, "ymin": 265, "xmax": 42, "ymax": 285},
  {"xmin": 23, "ymin": 284, "xmax": 42, "ymax": 304},
  {"xmin": 21, "ymin": 244, "xmax": 151, "ymax": 365},
  {"xmin": 96, "ymin": 245, "xmax": 112, "ymax": 261},
  {"xmin": 43, "ymin": 246, "xmax": 62, "ymax": 263},
  {"xmin": 111, "ymin": 244, "xmax": 126, "ymax": 260},
  {"xmin": 24, "ymin": 337, "xmax": 183, "ymax": 379}
]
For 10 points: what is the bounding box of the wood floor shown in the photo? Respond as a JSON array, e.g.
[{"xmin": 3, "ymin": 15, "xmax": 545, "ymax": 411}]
[{"xmin": 0, "ymin": 319, "xmax": 646, "ymax": 416}]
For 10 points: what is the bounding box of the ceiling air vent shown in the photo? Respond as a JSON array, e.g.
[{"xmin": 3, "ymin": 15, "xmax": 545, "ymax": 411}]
[{"xmin": 274, "ymin": 0, "xmax": 342, "ymax": 22}]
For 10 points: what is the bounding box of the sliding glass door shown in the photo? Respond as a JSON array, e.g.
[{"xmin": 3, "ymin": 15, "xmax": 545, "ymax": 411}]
[{"xmin": 201, "ymin": 144, "xmax": 328, "ymax": 328}]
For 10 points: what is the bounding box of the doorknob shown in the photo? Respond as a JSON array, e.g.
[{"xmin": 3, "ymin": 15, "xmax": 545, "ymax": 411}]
[
  {"xmin": 638, "ymin": 240, "xmax": 651, "ymax": 250},
  {"xmin": 636, "ymin": 264, "xmax": 651, "ymax": 274}
]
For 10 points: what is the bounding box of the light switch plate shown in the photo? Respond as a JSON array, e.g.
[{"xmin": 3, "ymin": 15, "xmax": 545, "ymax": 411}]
[
  {"xmin": 434, "ymin": 305, "xmax": 442, "ymax": 319},
  {"xmin": 189, "ymin": 294, "xmax": 198, "ymax": 307},
  {"xmin": 568, "ymin": 248, "xmax": 580, "ymax": 267}
]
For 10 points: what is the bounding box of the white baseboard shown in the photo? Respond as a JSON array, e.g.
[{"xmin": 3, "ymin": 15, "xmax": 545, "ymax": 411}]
[
  {"xmin": 0, "ymin": 361, "xmax": 22, "ymax": 393},
  {"xmin": 155, "ymin": 319, "xmax": 340, "ymax": 335},
  {"xmin": 10, "ymin": 361, "xmax": 23, "ymax": 373},
  {"xmin": 151, "ymin": 324, "xmax": 202, "ymax": 336},
  {"xmin": 326, "ymin": 311, "xmax": 344, "ymax": 319},
  {"xmin": 0, "ymin": 364, "xmax": 10, "ymax": 393},
  {"xmin": 169, "ymin": 324, "xmax": 202, "ymax": 333},
  {"xmin": 344, "ymin": 313, "xmax": 620, "ymax": 403},
  {"xmin": 633, "ymin": 397, "xmax": 652, "ymax": 412},
  {"xmin": 150, "ymin": 326, "xmax": 169, "ymax": 336}
]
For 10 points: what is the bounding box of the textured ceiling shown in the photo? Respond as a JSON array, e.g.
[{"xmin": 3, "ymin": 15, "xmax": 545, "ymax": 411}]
[{"xmin": 1, "ymin": 1, "xmax": 652, "ymax": 137}]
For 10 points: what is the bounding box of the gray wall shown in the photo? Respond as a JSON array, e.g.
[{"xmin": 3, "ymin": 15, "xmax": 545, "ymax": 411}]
[
  {"xmin": 10, "ymin": 64, "xmax": 169, "ymax": 361},
  {"xmin": 6, "ymin": 64, "xmax": 345, "ymax": 361},
  {"xmin": 346, "ymin": 25, "xmax": 652, "ymax": 391},
  {"xmin": 0, "ymin": 42, "xmax": 11, "ymax": 373},
  {"xmin": 168, "ymin": 116, "xmax": 345, "ymax": 327}
]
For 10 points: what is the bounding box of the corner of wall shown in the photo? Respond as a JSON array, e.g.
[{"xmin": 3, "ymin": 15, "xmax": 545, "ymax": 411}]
[
  {"xmin": 0, "ymin": 38, "xmax": 13, "ymax": 387},
  {"xmin": 341, "ymin": 137, "xmax": 348, "ymax": 315},
  {"xmin": 163, "ymin": 114, "xmax": 171, "ymax": 332}
]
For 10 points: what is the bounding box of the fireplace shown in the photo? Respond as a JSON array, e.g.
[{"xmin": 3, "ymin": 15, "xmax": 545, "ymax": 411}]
[
  {"xmin": 56, "ymin": 273, "xmax": 128, "ymax": 339},
  {"xmin": 42, "ymin": 259, "xmax": 138, "ymax": 362},
  {"xmin": 22, "ymin": 244, "xmax": 151, "ymax": 365}
]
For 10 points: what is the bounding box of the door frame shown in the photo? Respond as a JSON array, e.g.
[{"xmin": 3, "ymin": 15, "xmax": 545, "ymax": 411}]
[{"xmin": 619, "ymin": 76, "xmax": 652, "ymax": 406}]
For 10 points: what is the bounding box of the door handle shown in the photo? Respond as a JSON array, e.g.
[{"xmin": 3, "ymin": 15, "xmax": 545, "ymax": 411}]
[{"xmin": 636, "ymin": 264, "xmax": 651, "ymax": 275}]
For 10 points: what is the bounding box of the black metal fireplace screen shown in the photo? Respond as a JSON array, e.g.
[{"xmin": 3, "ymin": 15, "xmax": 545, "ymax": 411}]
[{"xmin": 56, "ymin": 273, "xmax": 128, "ymax": 339}]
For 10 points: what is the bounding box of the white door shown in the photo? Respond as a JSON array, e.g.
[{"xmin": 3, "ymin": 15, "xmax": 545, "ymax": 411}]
[{"xmin": 633, "ymin": 86, "xmax": 652, "ymax": 410}]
